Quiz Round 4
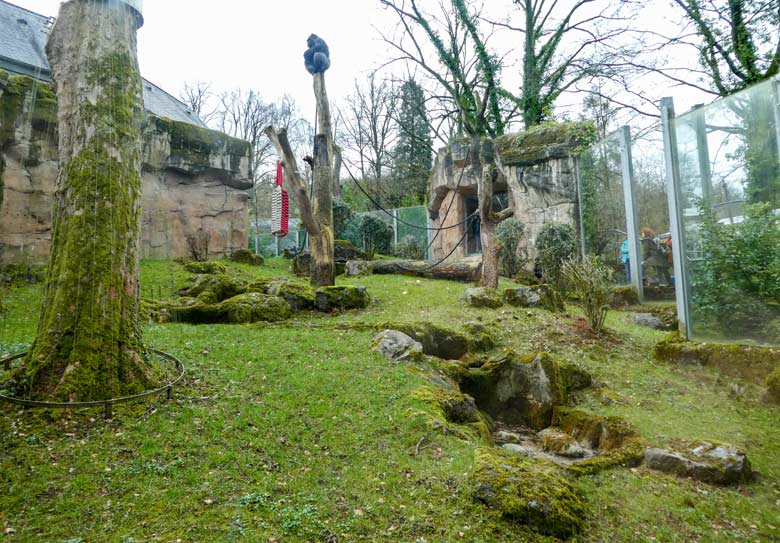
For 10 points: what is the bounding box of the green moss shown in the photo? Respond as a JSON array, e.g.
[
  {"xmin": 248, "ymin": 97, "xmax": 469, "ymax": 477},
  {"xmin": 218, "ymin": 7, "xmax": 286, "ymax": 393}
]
[
  {"xmin": 551, "ymin": 407, "xmax": 640, "ymax": 451},
  {"xmin": 472, "ymin": 447, "xmax": 586, "ymax": 538},
  {"xmin": 219, "ymin": 292, "xmax": 292, "ymax": 323},
  {"xmin": 655, "ymin": 332, "xmax": 780, "ymax": 382},
  {"xmin": 765, "ymin": 369, "xmax": 780, "ymax": 404},
  {"xmin": 180, "ymin": 273, "xmax": 246, "ymax": 304},
  {"xmin": 147, "ymin": 115, "xmax": 250, "ymax": 172},
  {"xmin": 183, "ymin": 261, "xmax": 228, "ymax": 275},
  {"xmin": 494, "ymin": 121, "xmax": 598, "ymax": 165},
  {"xmin": 22, "ymin": 49, "xmax": 150, "ymax": 402},
  {"xmin": 610, "ymin": 285, "xmax": 640, "ymax": 308},
  {"xmin": 463, "ymin": 322, "xmax": 497, "ymax": 352},
  {"xmin": 228, "ymin": 249, "xmax": 263, "ymax": 266},
  {"xmin": 315, "ymin": 285, "xmax": 370, "ymax": 312},
  {"xmin": 247, "ymin": 279, "xmax": 316, "ymax": 310},
  {"xmin": 0, "ymin": 75, "xmax": 57, "ymax": 146},
  {"xmin": 566, "ymin": 437, "xmax": 648, "ymax": 476}
]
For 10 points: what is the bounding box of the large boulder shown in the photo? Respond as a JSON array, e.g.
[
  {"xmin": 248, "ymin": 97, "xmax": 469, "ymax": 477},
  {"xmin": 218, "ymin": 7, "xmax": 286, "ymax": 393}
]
[
  {"xmin": 247, "ymin": 279, "xmax": 316, "ymax": 310},
  {"xmin": 315, "ymin": 285, "xmax": 370, "ymax": 312},
  {"xmin": 372, "ymin": 330, "xmax": 424, "ymax": 362},
  {"xmin": 631, "ymin": 312, "xmax": 670, "ymax": 331},
  {"xmin": 379, "ymin": 322, "xmax": 471, "ymax": 360},
  {"xmin": 334, "ymin": 240, "xmax": 366, "ymax": 260},
  {"xmin": 220, "ymin": 292, "xmax": 292, "ymax": 323},
  {"xmin": 229, "ymin": 249, "xmax": 264, "ymax": 266},
  {"xmin": 643, "ymin": 442, "xmax": 755, "ymax": 485},
  {"xmin": 472, "ymin": 448, "xmax": 585, "ymax": 538},
  {"xmin": 459, "ymin": 352, "xmax": 591, "ymax": 430},
  {"xmin": 183, "ymin": 261, "xmax": 228, "ymax": 275},
  {"xmin": 179, "ymin": 273, "xmax": 246, "ymax": 304},
  {"xmin": 465, "ymin": 287, "xmax": 503, "ymax": 308},
  {"xmin": 503, "ymin": 287, "xmax": 542, "ymax": 308}
]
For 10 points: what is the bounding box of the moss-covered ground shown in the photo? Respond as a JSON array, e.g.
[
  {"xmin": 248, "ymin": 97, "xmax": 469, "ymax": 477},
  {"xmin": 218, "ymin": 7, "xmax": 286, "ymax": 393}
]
[{"xmin": 1, "ymin": 258, "xmax": 779, "ymax": 542}]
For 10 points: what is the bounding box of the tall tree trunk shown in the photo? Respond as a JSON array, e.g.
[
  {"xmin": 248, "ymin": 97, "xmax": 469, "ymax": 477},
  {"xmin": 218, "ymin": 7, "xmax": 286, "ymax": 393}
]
[
  {"xmin": 23, "ymin": 0, "xmax": 151, "ymax": 401},
  {"xmin": 475, "ymin": 137, "xmax": 514, "ymax": 289}
]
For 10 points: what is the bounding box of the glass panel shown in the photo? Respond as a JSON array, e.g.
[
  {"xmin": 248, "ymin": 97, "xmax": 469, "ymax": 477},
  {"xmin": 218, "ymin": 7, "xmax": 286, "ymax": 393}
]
[
  {"xmin": 578, "ymin": 133, "xmax": 628, "ymax": 284},
  {"xmin": 633, "ymin": 132, "xmax": 675, "ymax": 301},
  {"xmin": 396, "ymin": 206, "xmax": 430, "ymax": 259},
  {"xmin": 673, "ymin": 78, "xmax": 780, "ymax": 345}
]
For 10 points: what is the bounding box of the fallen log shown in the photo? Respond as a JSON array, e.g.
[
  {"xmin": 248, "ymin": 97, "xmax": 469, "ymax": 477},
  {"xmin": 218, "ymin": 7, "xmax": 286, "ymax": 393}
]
[{"xmin": 346, "ymin": 259, "xmax": 482, "ymax": 282}]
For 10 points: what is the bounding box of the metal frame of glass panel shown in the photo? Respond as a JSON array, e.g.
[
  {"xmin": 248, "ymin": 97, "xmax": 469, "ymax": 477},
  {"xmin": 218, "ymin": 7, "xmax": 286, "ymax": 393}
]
[{"xmin": 660, "ymin": 97, "xmax": 692, "ymax": 337}]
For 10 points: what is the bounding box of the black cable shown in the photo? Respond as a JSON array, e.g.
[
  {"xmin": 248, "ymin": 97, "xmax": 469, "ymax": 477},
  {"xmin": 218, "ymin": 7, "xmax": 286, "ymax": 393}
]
[
  {"xmin": 342, "ymin": 161, "xmax": 477, "ymax": 232},
  {"xmin": 389, "ymin": 215, "xmax": 476, "ymax": 273}
]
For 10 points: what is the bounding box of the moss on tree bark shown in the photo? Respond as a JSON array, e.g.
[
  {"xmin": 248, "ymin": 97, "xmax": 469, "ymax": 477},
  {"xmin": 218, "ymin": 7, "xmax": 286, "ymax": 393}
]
[{"xmin": 23, "ymin": 0, "xmax": 152, "ymax": 401}]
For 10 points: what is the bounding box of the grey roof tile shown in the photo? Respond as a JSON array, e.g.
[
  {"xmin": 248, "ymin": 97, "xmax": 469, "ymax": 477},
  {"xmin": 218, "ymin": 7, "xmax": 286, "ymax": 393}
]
[{"xmin": 0, "ymin": 0, "xmax": 207, "ymax": 128}]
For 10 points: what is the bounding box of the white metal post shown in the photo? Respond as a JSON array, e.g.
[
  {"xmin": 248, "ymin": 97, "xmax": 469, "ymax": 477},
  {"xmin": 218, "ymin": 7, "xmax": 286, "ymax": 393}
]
[
  {"xmin": 393, "ymin": 209, "xmax": 399, "ymax": 246},
  {"xmin": 660, "ymin": 97, "xmax": 692, "ymax": 339},
  {"xmin": 618, "ymin": 126, "xmax": 643, "ymax": 302}
]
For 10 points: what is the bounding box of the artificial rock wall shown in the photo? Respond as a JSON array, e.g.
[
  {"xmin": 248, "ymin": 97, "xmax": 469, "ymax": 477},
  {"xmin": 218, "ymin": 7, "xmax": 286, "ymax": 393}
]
[
  {"xmin": 0, "ymin": 72, "xmax": 252, "ymax": 265},
  {"xmin": 428, "ymin": 124, "xmax": 590, "ymax": 266}
]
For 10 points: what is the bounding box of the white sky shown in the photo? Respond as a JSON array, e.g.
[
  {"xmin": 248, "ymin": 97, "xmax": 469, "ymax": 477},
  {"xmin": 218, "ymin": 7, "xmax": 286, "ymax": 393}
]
[{"xmin": 14, "ymin": 0, "xmax": 713, "ymax": 135}]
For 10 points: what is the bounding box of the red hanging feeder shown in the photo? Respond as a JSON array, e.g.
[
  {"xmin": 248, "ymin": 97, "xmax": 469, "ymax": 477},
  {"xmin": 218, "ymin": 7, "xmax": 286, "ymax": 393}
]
[{"xmin": 271, "ymin": 160, "xmax": 289, "ymax": 238}]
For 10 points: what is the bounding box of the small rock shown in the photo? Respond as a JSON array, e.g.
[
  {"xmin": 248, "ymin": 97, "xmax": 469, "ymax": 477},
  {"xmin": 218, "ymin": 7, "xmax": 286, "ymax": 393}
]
[
  {"xmin": 538, "ymin": 428, "xmax": 587, "ymax": 459},
  {"xmin": 501, "ymin": 443, "xmax": 531, "ymax": 455},
  {"xmin": 631, "ymin": 313, "xmax": 669, "ymax": 331},
  {"xmin": 503, "ymin": 287, "xmax": 542, "ymax": 308},
  {"xmin": 495, "ymin": 430, "xmax": 522, "ymax": 444},
  {"xmin": 465, "ymin": 287, "xmax": 503, "ymax": 308},
  {"xmin": 372, "ymin": 330, "xmax": 423, "ymax": 362},
  {"xmin": 346, "ymin": 260, "xmax": 373, "ymax": 277},
  {"xmin": 643, "ymin": 442, "xmax": 755, "ymax": 485}
]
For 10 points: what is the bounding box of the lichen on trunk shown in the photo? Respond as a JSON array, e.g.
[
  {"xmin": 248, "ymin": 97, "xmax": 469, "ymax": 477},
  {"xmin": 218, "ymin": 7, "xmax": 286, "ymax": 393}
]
[{"xmin": 22, "ymin": 0, "xmax": 152, "ymax": 401}]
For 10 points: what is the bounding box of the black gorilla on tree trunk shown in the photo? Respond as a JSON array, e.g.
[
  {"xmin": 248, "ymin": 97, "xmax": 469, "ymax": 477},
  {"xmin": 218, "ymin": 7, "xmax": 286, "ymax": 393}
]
[{"xmin": 304, "ymin": 34, "xmax": 330, "ymax": 74}]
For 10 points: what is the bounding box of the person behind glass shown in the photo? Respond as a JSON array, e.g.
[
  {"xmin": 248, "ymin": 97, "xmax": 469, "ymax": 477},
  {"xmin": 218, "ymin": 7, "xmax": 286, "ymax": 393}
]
[
  {"xmin": 620, "ymin": 239, "xmax": 630, "ymax": 284},
  {"xmin": 641, "ymin": 227, "xmax": 671, "ymax": 287}
]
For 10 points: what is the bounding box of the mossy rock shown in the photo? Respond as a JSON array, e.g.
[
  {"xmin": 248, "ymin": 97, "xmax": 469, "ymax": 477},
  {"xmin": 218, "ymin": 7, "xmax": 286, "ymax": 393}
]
[
  {"xmin": 538, "ymin": 428, "xmax": 587, "ymax": 458},
  {"xmin": 532, "ymin": 284, "xmax": 565, "ymax": 312},
  {"xmin": 459, "ymin": 352, "xmax": 591, "ymax": 430},
  {"xmin": 610, "ymin": 285, "xmax": 640, "ymax": 308},
  {"xmin": 567, "ymin": 437, "xmax": 648, "ymax": 476},
  {"xmin": 247, "ymin": 279, "xmax": 316, "ymax": 310},
  {"xmin": 655, "ymin": 332, "xmax": 780, "ymax": 383},
  {"xmin": 183, "ymin": 261, "xmax": 228, "ymax": 275},
  {"xmin": 412, "ymin": 386, "xmax": 482, "ymax": 424},
  {"xmin": 551, "ymin": 407, "xmax": 640, "ymax": 451},
  {"xmin": 463, "ymin": 322, "xmax": 497, "ymax": 352},
  {"xmin": 472, "ymin": 447, "xmax": 585, "ymax": 538},
  {"xmin": 292, "ymin": 253, "xmax": 312, "ymax": 277},
  {"xmin": 315, "ymin": 285, "xmax": 369, "ymax": 312},
  {"xmin": 465, "ymin": 287, "xmax": 503, "ymax": 308},
  {"xmin": 379, "ymin": 322, "xmax": 471, "ymax": 360},
  {"xmin": 219, "ymin": 292, "xmax": 292, "ymax": 323},
  {"xmin": 334, "ymin": 240, "xmax": 367, "ymax": 260},
  {"xmin": 764, "ymin": 369, "xmax": 780, "ymax": 404},
  {"xmin": 180, "ymin": 273, "xmax": 246, "ymax": 304},
  {"xmin": 229, "ymin": 249, "xmax": 264, "ymax": 266}
]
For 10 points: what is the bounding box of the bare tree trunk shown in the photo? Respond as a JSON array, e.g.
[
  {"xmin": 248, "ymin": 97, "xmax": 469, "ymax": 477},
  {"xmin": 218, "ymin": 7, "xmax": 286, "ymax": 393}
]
[
  {"xmin": 475, "ymin": 137, "xmax": 513, "ymax": 289},
  {"xmin": 333, "ymin": 144, "xmax": 343, "ymax": 200},
  {"xmin": 23, "ymin": 0, "xmax": 151, "ymax": 401}
]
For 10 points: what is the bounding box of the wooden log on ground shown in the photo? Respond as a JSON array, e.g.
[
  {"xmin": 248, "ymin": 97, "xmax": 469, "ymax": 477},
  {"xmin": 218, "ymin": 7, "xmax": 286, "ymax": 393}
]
[{"xmin": 347, "ymin": 259, "xmax": 482, "ymax": 282}]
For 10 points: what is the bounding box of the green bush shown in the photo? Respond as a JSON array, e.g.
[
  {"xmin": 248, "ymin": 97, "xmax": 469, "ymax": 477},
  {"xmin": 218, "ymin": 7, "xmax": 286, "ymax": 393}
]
[
  {"xmin": 356, "ymin": 215, "xmax": 394, "ymax": 259},
  {"xmin": 497, "ymin": 218, "xmax": 527, "ymax": 278},
  {"xmin": 536, "ymin": 223, "xmax": 578, "ymax": 292},
  {"xmin": 333, "ymin": 199, "xmax": 354, "ymax": 239},
  {"xmin": 692, "ymin": 203, "xmax": 780, "ymax": 338},
  {"xmin": 562, "ymin": 256, "xmax": 614, "ymax": 334},
  {"xmin": 394, "ymin": 235, "xmax": 426, "ymax": 260}
]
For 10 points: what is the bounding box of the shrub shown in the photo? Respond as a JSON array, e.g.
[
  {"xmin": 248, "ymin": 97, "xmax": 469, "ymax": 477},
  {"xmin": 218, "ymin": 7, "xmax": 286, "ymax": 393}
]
[
  {"xmin": 394, "ymin": 235, "xmax": 426, "ymax": 260},
  {"xmin": 536, "ymin": 223, "xmax": 578, "ymax": 292},
  {"xmin": 333, "ymin": 199, "xmax": 354, "ymax": 239},
  {"xmin": 691, "ymin": 203, "xmax": 780, "ymax": 339},
  {"xmin": 358, "ymin": 215, "xmax": 394, "ymax": 259},
  {"xmin": 563, "ymin": 256, "xmax": 614, "ymax": 334},
  {"xmin": 497, "ymin": 218, "xmax": 527, "ymax": 278}
]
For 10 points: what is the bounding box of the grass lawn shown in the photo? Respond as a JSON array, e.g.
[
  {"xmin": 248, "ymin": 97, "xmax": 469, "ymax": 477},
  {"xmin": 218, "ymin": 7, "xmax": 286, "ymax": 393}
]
[{"xmin": 1, "ymin": 258, "xmax": 779, "ymax": 542}]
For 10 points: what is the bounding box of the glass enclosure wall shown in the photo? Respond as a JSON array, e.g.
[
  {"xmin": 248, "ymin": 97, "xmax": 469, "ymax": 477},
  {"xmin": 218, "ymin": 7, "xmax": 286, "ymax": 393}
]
[
  {"xmin": 577, "ymin": 131, "xmax": 638, "ymax": 288},
  {"xmin": 669, "ymin": 77, "xmax": 780, "ymax": 345},
  {"xmin": 633, "ymin": 131, "xmax": 675, "ymax": 301}
]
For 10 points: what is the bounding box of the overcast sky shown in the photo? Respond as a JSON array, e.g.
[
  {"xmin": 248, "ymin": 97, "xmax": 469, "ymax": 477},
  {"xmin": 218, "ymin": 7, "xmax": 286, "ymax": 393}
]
[{"xmin": 14, "ymin": 0, "xmax": 712, "ymax": 138}]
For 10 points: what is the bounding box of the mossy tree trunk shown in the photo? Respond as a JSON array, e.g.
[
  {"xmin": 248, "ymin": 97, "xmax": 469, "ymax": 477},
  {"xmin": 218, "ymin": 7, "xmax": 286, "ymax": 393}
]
[
  {"xmin": 475, "ymin": 137, "xmax": 514, "ymax": 289},
  {"xmin": 23, "ymin": 0, "xmax": 152, "ymax": 401},
  {"xmin": 265, "ymin": 73, "xmax": 335, "ymax": 287}
]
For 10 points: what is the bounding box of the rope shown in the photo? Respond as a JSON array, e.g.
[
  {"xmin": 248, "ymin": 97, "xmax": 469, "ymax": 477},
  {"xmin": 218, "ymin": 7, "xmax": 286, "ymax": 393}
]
[{"xmin": 389, "ymin": 214, "xmax": 476, "ymax": 273}]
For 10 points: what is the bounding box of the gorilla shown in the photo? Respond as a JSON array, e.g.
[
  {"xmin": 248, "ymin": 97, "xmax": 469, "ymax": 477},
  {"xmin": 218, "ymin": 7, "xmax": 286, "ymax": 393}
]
[{"xmin": 303, "ymin": 34, "xmax": 331, "ymax": 74}]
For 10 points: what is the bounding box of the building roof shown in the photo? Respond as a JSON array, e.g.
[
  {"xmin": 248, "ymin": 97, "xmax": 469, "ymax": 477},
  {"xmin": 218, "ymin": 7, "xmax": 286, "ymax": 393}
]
[{"xmin": 0, "ymin": 0, "xmax": 207, "ymax": 128}]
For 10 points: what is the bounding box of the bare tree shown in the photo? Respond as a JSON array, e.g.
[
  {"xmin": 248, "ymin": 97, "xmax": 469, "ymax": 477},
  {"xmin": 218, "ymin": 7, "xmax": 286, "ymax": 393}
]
[
  {"xmin": 179, "ymin": 81, "xmax": 218, "ymax": 125},
  {"xmin": 337, "ymin": 74, "xmax": 399, "ymax": 207}
]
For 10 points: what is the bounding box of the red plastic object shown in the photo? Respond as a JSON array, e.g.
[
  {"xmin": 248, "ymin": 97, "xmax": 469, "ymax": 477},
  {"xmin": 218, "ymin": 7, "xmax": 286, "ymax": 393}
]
[{"xmin": 271, "ymin": 161, "xmax": 289, "ymax": 238}]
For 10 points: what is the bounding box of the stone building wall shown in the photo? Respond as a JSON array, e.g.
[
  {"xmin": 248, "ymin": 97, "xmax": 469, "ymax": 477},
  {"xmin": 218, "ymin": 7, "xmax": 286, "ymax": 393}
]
[
  {"xmin": 428, "ymin": 124, "xmax": 593, "ymax": 268},
  {"xmin": 0, "ymin": 72, "xmax": 252, "ymax": 265}
]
